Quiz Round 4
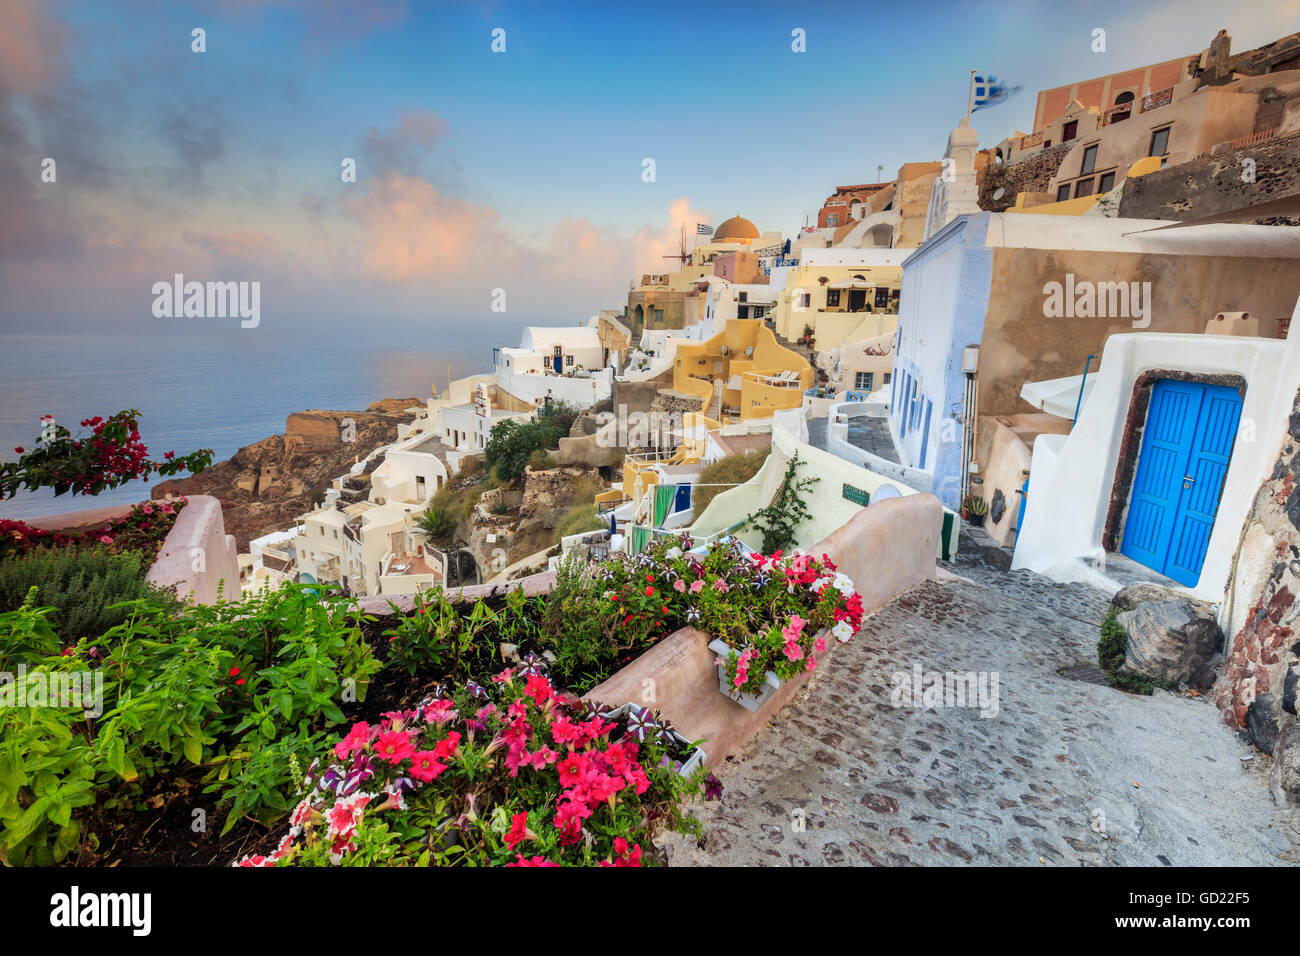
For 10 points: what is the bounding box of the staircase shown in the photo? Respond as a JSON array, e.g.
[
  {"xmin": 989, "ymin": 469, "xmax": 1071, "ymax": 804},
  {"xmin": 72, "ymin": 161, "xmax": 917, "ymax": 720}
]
[
  {"xmin": 773, "ymin": 330, "xmax": 824, "ymax": 382},
  {"xmin": 707, "ymin": 380, "xmax": 724, "ymax": 420}
]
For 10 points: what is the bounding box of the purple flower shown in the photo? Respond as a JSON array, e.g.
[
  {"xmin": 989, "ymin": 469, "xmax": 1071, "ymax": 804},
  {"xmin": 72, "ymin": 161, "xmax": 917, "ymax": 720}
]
[{"xmin": 705, "ymin": 774, "xmax": 723, "ymax": 801}]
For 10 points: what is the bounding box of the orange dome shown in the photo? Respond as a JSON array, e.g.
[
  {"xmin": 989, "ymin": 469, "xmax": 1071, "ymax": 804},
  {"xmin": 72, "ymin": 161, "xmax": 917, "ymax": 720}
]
[{"xmin": 713, "ymin": 215, "xmax": 760, "ymax": 241}]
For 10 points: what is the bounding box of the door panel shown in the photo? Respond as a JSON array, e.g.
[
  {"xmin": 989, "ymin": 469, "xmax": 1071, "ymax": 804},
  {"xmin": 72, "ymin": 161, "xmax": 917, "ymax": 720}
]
[
  {"xmin": 1120, "ymin": 380, "xmax": 1200, "ymax": 571},
  {"xmin": 1120, "ymin": 380, "xmax": 1242, "ymax": 586},
  {"xmin": 1164, "ymin": 387, "xmax": 1241, "ymax": 585}
]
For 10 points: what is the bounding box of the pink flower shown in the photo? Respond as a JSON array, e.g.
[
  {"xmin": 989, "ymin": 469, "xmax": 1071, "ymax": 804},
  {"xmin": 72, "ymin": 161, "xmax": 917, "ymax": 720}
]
[
  {"xmin": 374, "ymin": 729, "xmax": 415, "ymax": 764},
  {"xmin": 783, "ymin": 640, "xmax": 804, "ymax": 662},
  {"xmin": 422, "ymin": 699, "xmax": 457, "ymax": 724},
  {"xmin": 409, "ymin": 750, "xmax": 447, "ymax": 782},
  {"xmin": 505, "ymin": 812, "xmax": 536, "ymax": 850},
  {"xmin": 673, "ymin": 579, "xmax": 687, "ymax": 592},
  {"xmin": 689, "ymin": 579, "xmax": 704, "ymax": 594},
  {"xmin": 334, "ymin": 721, "xmax": 371, "ymax": 761},
  {"xmin": 712, "ymin": 579, "xmax": 728, "ymax": 593},
  {"xmin": 507, "ymin": 854, "xmax": 559, "ymax": 867}
]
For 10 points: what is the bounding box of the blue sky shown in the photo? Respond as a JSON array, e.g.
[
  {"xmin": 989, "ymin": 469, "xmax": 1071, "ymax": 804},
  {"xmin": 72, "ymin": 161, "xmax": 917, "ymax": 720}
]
[{"xmin": 2, "ymin": 0, "xmax": 1295, "ymax": 334}]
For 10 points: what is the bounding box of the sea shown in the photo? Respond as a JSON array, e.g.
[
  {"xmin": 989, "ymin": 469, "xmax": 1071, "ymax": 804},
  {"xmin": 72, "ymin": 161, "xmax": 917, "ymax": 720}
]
[{"xmin": 0, "ymin": 326, "xmax": 522, "ymax": 521}]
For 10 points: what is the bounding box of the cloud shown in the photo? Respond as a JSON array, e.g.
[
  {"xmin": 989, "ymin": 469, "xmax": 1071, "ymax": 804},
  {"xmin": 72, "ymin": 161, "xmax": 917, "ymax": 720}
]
[
  {"xmin": 341, "ymin": 170, "xmax": 502, "ymax": 282},
  {"xmin": 160, "ymin": 114, "xmax": 226, "ymax": 185},
  {"xmin": 361, "ymin": 109, "xmax": 449, "ymax": 176},
  {"xmin": 0, "ymin": 0, "xmax": 67, "ymax": 99}
]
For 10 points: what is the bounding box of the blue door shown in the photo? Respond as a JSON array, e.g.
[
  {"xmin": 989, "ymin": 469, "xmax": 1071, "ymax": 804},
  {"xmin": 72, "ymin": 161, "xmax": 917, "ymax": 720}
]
[{"xmin": 1120, "ymin": 380, "xmax": 1241, "ymax": 586}]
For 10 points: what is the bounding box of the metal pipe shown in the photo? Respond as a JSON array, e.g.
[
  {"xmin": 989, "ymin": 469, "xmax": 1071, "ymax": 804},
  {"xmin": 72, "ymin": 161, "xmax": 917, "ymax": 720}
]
[{"xmin": 1072, "ymin": 354, "xmax": 1096, "ymax": 426}]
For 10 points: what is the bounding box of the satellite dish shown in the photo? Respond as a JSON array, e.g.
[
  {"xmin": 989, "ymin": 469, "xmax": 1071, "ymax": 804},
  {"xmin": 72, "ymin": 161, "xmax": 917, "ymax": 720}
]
[
  {"xmin": 872, "ymin": 483, "xmax": 903, "ymax": 503},
  {"xmin": 992, "ymin": 187, "xmax": 1006, "ymax": 201}
]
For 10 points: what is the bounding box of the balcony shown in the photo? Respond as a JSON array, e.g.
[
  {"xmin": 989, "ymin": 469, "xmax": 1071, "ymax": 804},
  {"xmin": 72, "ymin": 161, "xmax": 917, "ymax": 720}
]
[
  {"xmin": 1140, "ymin": 86, "xmax": 1174, "ymax": 113},
  {"xmin": 1018, "ymin": 131, "xmax": 1045, "ymax": 150}
]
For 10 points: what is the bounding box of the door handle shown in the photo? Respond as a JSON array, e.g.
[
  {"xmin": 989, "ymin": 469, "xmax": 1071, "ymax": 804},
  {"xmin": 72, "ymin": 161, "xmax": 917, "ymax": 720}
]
[{"xmin": 1183, "ymin": 475, "xmax": 1195, "ymax": 488}]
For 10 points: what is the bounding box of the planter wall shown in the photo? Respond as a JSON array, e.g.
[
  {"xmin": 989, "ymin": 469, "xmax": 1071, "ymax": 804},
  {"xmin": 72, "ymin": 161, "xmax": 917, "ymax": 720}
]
[
  {"xmin": 144, "ymin": 495, "xmax": 239, "ymax": 605},
  {"xmin": 585, "ymin": 492, "xmax": 945, "ymax": 764}
]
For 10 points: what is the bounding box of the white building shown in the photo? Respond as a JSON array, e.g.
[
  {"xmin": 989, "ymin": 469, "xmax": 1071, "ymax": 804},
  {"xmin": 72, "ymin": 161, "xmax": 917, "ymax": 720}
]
[{"xmin": 1014, "ymin": 313, "xmax": 1300, "ymax": 607}]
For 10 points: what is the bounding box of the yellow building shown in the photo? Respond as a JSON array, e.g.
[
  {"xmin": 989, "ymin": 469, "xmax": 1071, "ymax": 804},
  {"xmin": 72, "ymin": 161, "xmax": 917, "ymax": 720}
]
[
  {"xmin": 672, "ymin": 319, "xmax": 812, "ymax": 421},
  {"xmin": 769, "ymin": 259, "xmax": 903, "ymax": 347}
]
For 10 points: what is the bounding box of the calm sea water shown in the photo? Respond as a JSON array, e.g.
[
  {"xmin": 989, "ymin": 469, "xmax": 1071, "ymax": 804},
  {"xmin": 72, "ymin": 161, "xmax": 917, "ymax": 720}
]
[{"xmin": 0, "ymin": 327, "xmax": 519, "ymax": 521}]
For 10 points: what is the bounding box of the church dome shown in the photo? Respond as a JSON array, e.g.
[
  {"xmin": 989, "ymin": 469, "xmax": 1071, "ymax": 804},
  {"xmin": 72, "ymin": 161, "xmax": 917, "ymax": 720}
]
[{"xmin": 713, "ymin": 215, "xmax": 760, "ymax": 241}]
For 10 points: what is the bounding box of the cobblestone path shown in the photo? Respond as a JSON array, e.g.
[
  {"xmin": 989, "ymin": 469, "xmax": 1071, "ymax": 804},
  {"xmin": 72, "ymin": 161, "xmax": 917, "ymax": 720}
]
[{"xmin": 665, "ymin": 556, "xmax": 1300, "ymax": 866}]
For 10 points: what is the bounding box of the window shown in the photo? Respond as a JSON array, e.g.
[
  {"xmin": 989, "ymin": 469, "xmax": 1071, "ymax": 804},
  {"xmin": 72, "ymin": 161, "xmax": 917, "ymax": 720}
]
[
  {"xmin": 1080, "ymin": 144, "xmax": 1098, "ymax": 175},
  {"xmin": 1098, "ymin": 171, "xmax": 1116, "ymax": 192},
  {"xmin": 1149, "ymin": 127, "xmax": 1170, "ymax": 156},
  {"xmin": 828, "ymin": 214, "xmax": 838, "ymax": 226},
  {"xmin": 565, "ymin": 354, "xmax": 574, "ymax": 366},
  {"xmin": 826, "ymin": 289, "xmax": 841, "ymax": 307},
  {"xmin": 1056, "ymin": 184, "xmax": 1071, "ymax": 202},
  {"xmin": 875, "ymin": 287, "xmax": 890, "ymax": 309},
  {"xmin": 799, "ymin": 293, "xmax": 811, "ymax": 308},
  {"xmin": 1075, "ymin": 178, "xmax": 1095, "ymax": 198},
  {"xmin": 854, "ymin": 372, "xmax": 874, "ymax": 391},
  {"xmin": 738, "ymin": 291, "xmax": 747, "ymax": 302},
  {"xmin": 1043, "ymin": 139, "xmax": 1051, "ymax": 148},
  {"xmin": 883, "ymin": 372, "xmax": 892, "ymax": 385},
  {"xmin": 1062, "ymin": 120, "xmax": 1078, "ymax": 142}
]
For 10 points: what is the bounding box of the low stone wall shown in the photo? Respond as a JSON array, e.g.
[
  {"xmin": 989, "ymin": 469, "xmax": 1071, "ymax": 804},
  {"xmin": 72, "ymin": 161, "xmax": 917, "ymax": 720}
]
[
  {"xmin": 355, "ymin": 569, "xmax": 557, "ymax": 616},
  {"xmin": 584, "ymin": 493, "xmax": 943, "ymax": 763},
  {"xmin": 144, "ymin": 495, "xmax": 239, "ymax": 605},
  {"xmin": 1118, "ymin": 130, "xmax": 1300, "ymax": 223}
]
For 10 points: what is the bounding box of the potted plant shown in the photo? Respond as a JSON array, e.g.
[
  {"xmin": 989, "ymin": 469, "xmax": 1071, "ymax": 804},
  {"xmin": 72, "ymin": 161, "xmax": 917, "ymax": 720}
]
[
  {"xmin": 963, "ymin": 494, "xmax": 988, "ymax": 526},
  {"xmin": 596, "ymin": 702, "xmax": 706, "ymax": 776}
]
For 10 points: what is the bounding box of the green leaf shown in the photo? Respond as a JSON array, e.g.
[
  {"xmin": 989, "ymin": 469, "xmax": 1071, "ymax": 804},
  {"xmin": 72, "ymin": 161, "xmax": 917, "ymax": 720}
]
[{"xmin": 183, "ymin": 737, "xmax": 203, "ymax": 765}]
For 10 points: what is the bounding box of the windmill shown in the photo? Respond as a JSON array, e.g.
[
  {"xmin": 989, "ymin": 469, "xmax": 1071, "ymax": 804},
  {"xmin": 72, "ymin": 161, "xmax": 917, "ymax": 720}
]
[{"xmin": 662, "ymin": 225, "xmax": 691, "ymax": 268}]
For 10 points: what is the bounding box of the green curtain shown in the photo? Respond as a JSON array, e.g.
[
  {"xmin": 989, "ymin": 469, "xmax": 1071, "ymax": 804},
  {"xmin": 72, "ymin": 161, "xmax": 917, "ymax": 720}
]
[
  {"xmin": 631, "ymin": 525, "xmax": 649, "ymax": 555},
  {"xmin": 653, "ymin": 484, "xmax": 676, "ymax": 527}
]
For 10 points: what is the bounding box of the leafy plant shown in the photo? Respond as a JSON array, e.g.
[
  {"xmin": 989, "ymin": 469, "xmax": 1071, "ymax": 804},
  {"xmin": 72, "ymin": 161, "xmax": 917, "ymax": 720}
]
[
  {"xmin": 741, "ymin": 450, "xmax": 818, "ymax": 553},
  {"xmin": 692, "ymin": 449, "xmax": 769, "ymax": 517},
  {"xmin": 1097, "ymin": 610, "xmax": 1161, "ymax": 695},
  {"xmin": 0, "ymin": 546, "xmax": 175, "ymax": 645}
]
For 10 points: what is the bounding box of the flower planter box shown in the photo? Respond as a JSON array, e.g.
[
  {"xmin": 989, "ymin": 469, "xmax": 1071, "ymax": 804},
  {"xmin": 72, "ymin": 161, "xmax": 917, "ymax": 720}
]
[
  {"xmin": 597, "ymin": 702, "xmax": 706, "ymax": 777},
  {"xmin": 707, "ymin": 638, "xmax": 783, "ymax": 713}
]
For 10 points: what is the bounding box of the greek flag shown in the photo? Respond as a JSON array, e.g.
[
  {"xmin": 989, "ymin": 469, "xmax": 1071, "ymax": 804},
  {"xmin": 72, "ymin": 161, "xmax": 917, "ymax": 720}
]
[
  {"xmin": 971, "ymin": 74, "xmax": 1022, "ymax": 112},
  {"xmin": 697, "ymin": 223, "xmax": 713, "ymax": 236}
]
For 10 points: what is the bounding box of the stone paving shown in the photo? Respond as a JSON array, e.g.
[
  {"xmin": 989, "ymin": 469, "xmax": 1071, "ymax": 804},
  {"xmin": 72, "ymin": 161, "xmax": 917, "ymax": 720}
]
[{"xmin": 665, "ymin": 543, "xmax": 1300, "ymax": 866}]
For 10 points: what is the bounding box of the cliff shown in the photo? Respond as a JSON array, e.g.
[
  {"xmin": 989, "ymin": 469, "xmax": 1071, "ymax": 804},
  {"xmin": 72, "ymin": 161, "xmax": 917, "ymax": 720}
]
[{"xmin": 152, "ymin": 399, "xmax": 422, "ymax": 548}]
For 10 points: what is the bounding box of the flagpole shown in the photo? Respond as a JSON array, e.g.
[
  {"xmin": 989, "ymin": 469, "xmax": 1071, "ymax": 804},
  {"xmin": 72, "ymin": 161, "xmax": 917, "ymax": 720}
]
[{"xmin": 965, "ymin": 70, "xmax": 976, "ymax": 126}]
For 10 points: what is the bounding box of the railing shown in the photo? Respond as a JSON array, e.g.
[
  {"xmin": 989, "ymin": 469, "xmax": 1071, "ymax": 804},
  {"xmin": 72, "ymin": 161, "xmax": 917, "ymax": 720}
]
[
  {"xmin": 1102, "ymin": 103, "xmax": 1132, "ymax": 125},
  {"xmin": 1019, "ymin": 131, "xmax": 1045, "ymax": 150},
  {"xmin": 1140, "ymin": 86, "xmax": 1174, "ymax": 113}
]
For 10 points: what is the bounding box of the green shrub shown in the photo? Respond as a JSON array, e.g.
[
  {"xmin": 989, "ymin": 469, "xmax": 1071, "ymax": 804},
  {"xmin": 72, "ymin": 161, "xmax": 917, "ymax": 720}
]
[
  {"xmin": 486, "ymin": 418, "xmax": 564, "ymax": 481},
  {"xmin": 1097, "ymin": 610, "xmax": 1160, "ymax": 695},
  {"xmin": 0, "ymin": 546, "xmax": 174, "ymax": 646},
  {"xmin": 692, "ymin": 450, "xmax": 769, "ymax": 517}
]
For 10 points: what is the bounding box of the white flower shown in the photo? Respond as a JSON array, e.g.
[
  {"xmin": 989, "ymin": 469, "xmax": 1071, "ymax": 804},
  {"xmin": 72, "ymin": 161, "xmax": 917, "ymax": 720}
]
[
  {"xmin": 833, "ymin": 620, "xmax": 854, "ymax": 643},
  {"xmin": 832, "ymin": 572, "xmax": 855, "ymax": 597},
  {"xmin": 666, "ymin": 547, "xmax": 682, "ymax": 560},
  {"xmin": 810, "ymin": 576, "xmax": 828, "ymax": 594}
]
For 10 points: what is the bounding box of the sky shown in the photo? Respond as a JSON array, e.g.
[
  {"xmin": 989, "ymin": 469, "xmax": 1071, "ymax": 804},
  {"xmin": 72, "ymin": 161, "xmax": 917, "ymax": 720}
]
[{"xmin": 2, "ymin": 0, "xmax": 1297, "ymax": 338}]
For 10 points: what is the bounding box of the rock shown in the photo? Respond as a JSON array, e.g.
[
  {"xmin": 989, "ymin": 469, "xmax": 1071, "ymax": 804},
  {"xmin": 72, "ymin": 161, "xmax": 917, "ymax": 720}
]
[
  {"xmin": 1246, "ymin": 693, "xmax": 1279, "ymax": 755},
  {"xmin": 1284, "ymin": 663, "xmax": 1299, "ymax": 717},
  {"xmin": 989, "ymin": 489, "xmax": 1006, "ymax": 525},
  {"xmin": 1108, "ymin": 582, "xmax": 1184, "ymax": 616},
  {"xmin": 1117, "ymin": 597, "xmax": 1224, "ymax": 687},
  {"xmin": 1270, "ymin": 718, "xmax": 1300, "ymax": 807},
  {"xmin": 499, "ymin": 642, "xmax": 521, "ymax": 664}
]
